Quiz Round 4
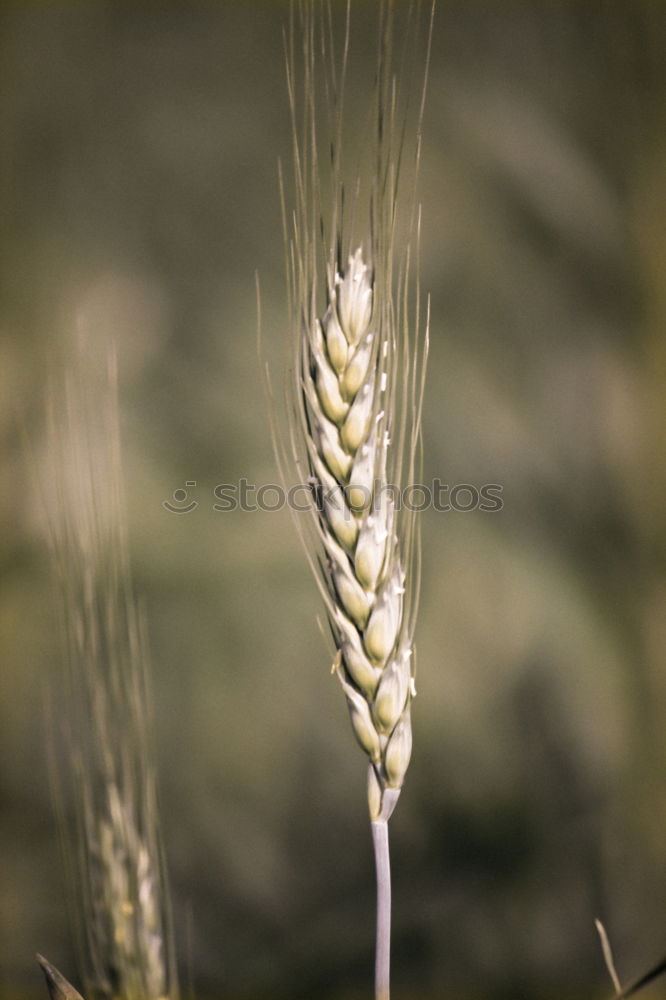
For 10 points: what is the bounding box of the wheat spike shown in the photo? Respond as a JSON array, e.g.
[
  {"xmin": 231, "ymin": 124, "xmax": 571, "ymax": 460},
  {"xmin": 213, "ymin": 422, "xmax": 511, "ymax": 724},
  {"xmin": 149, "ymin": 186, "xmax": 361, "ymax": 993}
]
[
  {"xmin": 280, "ymin": 0, "xmax": 431, "ymax": 823},
  {"xmin": 302, "ymin": 248, "xmax": 415, "ymax": 821}
]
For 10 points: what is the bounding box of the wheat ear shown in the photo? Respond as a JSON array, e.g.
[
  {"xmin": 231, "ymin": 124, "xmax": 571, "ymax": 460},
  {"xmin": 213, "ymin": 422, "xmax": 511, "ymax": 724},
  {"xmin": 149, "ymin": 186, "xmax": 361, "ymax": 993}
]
[
  {"xmin": 278, "ymin": 4, "xmax": 433, "ymax": 998},
  {"xmin": 302, "ymin": 248, "xmax": 415, "ymax": 820},
  {"xmin": 42, "ymin": 341, "xmax": 177, "ymax": 1000}
]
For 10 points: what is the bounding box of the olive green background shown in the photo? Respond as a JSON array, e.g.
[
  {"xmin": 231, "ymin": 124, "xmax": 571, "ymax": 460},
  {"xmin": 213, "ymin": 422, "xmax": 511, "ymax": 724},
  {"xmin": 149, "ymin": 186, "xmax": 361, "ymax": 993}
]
[{"xmin": 2, "ymin": 3, "xmax": 666, "ymax": 998}]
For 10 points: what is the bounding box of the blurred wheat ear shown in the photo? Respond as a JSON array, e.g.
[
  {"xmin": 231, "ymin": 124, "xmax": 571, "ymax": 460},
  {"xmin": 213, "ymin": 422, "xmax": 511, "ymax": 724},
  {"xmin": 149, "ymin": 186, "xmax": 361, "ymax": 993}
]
[
  {"xmin": 40, "ymin": 336, "xmax": 177, "ymax": 1000},
  {"xmin": 273, "ymin": 3, "xmax": 433, "ymax": 998}
]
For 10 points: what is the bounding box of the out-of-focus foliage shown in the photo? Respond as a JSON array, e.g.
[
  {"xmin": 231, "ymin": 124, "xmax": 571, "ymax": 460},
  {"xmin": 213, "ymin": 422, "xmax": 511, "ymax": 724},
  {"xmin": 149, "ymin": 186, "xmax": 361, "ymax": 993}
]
[{"xmin": 1, "ymin": 4, "xmax": 666, "ymax": 999}]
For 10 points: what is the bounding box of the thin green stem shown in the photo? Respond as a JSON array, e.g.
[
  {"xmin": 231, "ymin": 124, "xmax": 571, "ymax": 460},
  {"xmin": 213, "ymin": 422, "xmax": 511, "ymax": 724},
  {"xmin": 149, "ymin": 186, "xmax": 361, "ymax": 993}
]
[{"xmin": 371, "ymin": 818, "xmax": 391, "ymax": 1000}]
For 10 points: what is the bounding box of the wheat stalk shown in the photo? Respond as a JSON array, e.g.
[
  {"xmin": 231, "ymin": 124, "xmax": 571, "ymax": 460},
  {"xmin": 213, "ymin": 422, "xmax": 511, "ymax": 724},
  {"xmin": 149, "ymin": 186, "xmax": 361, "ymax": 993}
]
[
  {"xmin": 42, "ymin": 339, "xmax": 177, "ymax": 1000},
  {"xmin": 277, "ymin": 4, "xmax": 433, "ymax": 997}
]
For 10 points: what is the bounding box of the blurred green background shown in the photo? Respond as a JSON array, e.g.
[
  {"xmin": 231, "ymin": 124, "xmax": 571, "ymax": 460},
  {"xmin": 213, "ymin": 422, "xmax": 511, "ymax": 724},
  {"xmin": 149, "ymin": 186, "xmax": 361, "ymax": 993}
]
[{"xmin": 2, "ymin": 2, "xmax": 666, "ymax": 998}]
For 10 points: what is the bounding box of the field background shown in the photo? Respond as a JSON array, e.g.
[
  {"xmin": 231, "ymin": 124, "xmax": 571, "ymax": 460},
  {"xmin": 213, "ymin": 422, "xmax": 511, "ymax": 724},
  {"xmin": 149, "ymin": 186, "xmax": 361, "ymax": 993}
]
[{"xmin": 2, "ymin": 3, "xmax": 666, "ymax": 998}]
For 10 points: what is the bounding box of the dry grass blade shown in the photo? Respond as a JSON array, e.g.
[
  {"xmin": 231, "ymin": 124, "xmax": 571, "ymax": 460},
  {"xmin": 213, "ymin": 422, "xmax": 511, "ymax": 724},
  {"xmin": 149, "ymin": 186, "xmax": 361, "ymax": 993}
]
[
  {"xmin": 36, "ymin": 955, "xmax": 86, "ymax": 1000},
  {"xmin": 596, "ymin": 919, "xmax": 622, "ymax": 995},
  {"xmin": 595, "ymin": 918, "xmax": 666, "ymax": 999}
]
